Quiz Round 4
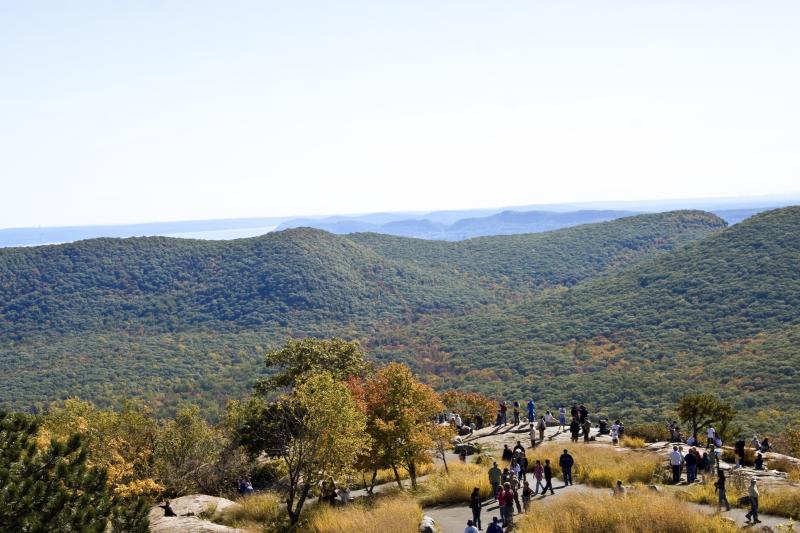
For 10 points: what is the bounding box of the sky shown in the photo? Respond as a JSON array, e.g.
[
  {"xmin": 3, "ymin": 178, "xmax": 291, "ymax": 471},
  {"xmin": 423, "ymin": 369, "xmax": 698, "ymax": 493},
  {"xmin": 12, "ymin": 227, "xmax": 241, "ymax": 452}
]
[{"xmin": 1, "ymin": 1, "xmax": 799, "ymax": 228}]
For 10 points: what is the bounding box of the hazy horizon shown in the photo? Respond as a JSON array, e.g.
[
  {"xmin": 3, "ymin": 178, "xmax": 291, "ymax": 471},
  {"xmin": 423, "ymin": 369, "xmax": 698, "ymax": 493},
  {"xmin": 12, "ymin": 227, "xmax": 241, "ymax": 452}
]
[{"xmin": 3, "ymin": 2, "xmax": 799, "ymax": 228}]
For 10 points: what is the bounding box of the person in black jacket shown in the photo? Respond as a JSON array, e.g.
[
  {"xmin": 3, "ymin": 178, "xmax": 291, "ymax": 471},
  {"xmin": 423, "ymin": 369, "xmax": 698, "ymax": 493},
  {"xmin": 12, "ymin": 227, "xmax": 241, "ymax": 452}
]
[
  {"xmin": 569, "ymin": 418, "xmax": 580, "ymax": 443},
  {"xmin": 469, "ymin": 487, "xmax": 482, "ymax": 529},
  {"xmin": 542, "ymin": 459, "xmax": 556, "ymax": 495},
  {"xmin": 559, "ymin": 449, "xmax": 574, "ymax": 486},
  {"xmin": 684, "ymin": 448, "xmax": 698, "ymax": 483}
]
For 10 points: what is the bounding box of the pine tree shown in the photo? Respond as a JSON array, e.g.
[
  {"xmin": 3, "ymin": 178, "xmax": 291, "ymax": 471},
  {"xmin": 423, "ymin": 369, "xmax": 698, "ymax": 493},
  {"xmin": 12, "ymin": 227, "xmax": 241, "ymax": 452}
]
[{"xmin": 0, "ymin": 411, "xmax": 149, "ymax": 532}]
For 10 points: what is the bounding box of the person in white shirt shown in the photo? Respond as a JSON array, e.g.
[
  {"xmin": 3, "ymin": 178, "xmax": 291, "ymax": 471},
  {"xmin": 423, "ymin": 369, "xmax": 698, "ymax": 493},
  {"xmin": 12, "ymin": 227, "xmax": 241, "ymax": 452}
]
[
  {"xmin": 464, "ymin": 519, "xmax": 480, "ymax": 533},
  {"xmin": 669, "ymin": 446, "xmax": 684, "ymax": 483},
  {"xmin": 707, "ymin": 426, "xmax": 715, "ymax": 448},
  {"xmin": 611, "ymin": 423, "xmax": 620, "ymax": 445}
]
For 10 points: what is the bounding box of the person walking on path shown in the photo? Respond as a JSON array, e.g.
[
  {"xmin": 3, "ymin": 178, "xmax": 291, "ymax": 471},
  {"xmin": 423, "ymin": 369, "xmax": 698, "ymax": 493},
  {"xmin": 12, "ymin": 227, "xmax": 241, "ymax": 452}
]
[
  {"xmin": 707, "ymin": 426, "xmax": 716, "ymax": 448},
  {"xmin": 521, "ymin": 481, "xmax": 533, "ymax": 512},
  {"xmin": 669, "ymin": 446, "xmax": 683, "ymax": 484},
  {"xmin": 499, "ymin": 482, "xmax": 515, "ymax": 527},
  {"xmin": 745, "ymin": 478, "xmax": 761, "ymax": 524},
  {"xmin": 527, "ymin": 399, "xmax": 535, "ymax": 425},
  {"xmin": 715, "ymin": 469, "xmax": 731, "ymax": 511},
  {"xmin": 464, "ymin": 520, "xmax": 479, "ymax": 533},
  {"xmin": 543, "ymin": 459, "xmax": 556, "ymax": 495},
  {"xmin": 559, "ymin": 449, "xmax": 574, "ymax": 486},
  {"xmin": 685, "ymin": 447, "xmax": 698, "ymax": 483},
  {"xmin": 488, "ymin": 462, "xmax": 502, "ymax": 499},
  {"xmin": 469, "ymin": 487, "xmax": 482, "ymax": 530},
  {"xmin": 486, "ymin": 517, "xmax": 503, "ymax": 533},
  {"xmin": 533, "ymin": 460, "xmax": 545, "ymax": 494}
]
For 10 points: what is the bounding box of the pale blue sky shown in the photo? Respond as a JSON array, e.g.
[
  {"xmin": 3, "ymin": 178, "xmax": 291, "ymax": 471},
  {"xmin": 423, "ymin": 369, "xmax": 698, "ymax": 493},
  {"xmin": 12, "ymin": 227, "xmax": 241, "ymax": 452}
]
[{"xmin": 2, "ymin": 1, "xmax": 799, "ymax": 228}]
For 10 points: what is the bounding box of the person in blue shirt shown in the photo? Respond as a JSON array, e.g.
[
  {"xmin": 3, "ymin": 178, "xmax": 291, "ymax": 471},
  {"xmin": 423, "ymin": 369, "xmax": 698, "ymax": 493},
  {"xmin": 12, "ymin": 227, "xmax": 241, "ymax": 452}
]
[
  {"xmin": 487, "ymin": 516, "xmax": 503, "ymax": 533},
  {"xmin": 527, "ymin": 399, "xmax": 535, "ymax": 425}
]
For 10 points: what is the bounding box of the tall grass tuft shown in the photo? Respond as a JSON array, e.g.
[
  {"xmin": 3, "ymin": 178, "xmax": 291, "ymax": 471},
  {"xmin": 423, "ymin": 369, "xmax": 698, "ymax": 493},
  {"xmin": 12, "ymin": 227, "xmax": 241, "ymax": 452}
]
[
  {"xmin": 679, "ymin": 477, "xmax": 800, "ymax": 519},
  {"xmin": 305, "ymin": 493, "xmax": 422, "ymax": 533},
  {"xmin": 619, "ymin": 436, "xmax": 647, "ymax": 449},
  {"xmin": 515, "ymin": 491, "xmax": 740, "ymax": 533},
  {"xmin": 525, "ymin": 443, "xmax": 662, "ymax": 488},
  {"xmin": 215, "ymin": 492, "xmax": 284, "ymax": 531},
  {"xmin": 413, "ymin": 462, "xmax": 492, "ymax": 507}
]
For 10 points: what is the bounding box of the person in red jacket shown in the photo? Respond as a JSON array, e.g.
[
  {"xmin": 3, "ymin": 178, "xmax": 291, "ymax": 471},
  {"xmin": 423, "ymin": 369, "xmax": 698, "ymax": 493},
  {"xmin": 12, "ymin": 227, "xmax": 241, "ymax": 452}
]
[{"xmin": 498, "ymin": 482, "xmax": 515, "ymax": 527}]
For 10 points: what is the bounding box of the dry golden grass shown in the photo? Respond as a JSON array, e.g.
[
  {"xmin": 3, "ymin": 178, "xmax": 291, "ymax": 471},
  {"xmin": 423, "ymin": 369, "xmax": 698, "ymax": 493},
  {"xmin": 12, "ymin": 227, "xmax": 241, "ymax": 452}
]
[
  {"xmin": 679, "ymin": 477, "xmax": 800, "ymax": 519},
  {"xmin": 356, "ymin": 463, "xmax": 435, "ymax": 489},
  {"xmin": 619, "ymin": 436, "xmax": 646, "ymax": 449},
  {"xmin": 304, "ymin": 493, "xmax": 422, "ymax": 533},
  {"xmin": 525, "ymin": 443, "xmax": 662, "ymax": 488},
  {"xmin": 215, "ymin": 492, "xmax": 284, "ymax": 531},
  {"xmin": 515, "ymin": 491, "xmax": 740, "ymax": 533},
  {"xmin": 412, "ymin": 462, "xmax": 492, "ymax": 507}
]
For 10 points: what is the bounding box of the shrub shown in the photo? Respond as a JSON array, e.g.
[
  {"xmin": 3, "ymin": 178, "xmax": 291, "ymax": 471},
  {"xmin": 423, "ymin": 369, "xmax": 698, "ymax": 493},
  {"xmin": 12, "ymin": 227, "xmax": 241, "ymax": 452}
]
[
  {"xmin": 412, "ymin": 463, "xmax": 492, "ymax": 507},
  {"xmin": 760, "ymin": 487, "xmax": 800, "ymax": 519},
  {"xmin": 515, "ymin": 491, "xmax": 739, "ymax": 532},
  {"xmin": 620, "ymin": 436, "xmax": 647, "ymax": 449},
  {"xmin": 214, "ymin": 492, "xmax": 283, "ymax": 531},
  {"xmin": 721, "ymin": 448, "xmax": 755, "ymax": 467},
  {"xmin": 305, "ymin": 493, "xmax": 422, "ymax": 533},
  {"xmin": 626, "ymin": 423, "xmax": 670, "ymax": 443},
  {"xmin": 767, "ymin": 456, "xmax": 800, "ymax": 475}
]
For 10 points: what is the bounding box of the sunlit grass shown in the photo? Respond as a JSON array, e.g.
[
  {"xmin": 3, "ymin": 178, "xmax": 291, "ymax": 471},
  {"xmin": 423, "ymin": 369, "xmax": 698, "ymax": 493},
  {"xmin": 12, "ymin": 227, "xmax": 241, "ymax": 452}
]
[
  {"xmin": 412, "ymin": 462, "xmax": 492, "ymax": 507},
  {"xmin": 304, "ymin": 493, "xmax": 422, "ymax": 533},
  {"xmin": 354, "ymin": 463, "xmax": 435, "ymax": 489},
  {"xmin": 515, "ymin": 491, "xmax": 739, "ymax": 533},
  {"xmin": 214, "ymin": 492, "xmax": 283, "ymax": 531},
  {"xmin": 678, "ymin": 476, "xmax": 800, "ymax": 519},
  {"xmin": 620, "ymin": 436, "xmax": 647, "ymax": 449}
]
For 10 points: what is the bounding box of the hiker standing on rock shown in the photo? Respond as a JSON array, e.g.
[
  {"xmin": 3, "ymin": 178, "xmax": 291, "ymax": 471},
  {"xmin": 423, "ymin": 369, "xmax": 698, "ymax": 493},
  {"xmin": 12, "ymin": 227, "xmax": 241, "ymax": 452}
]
[
  {"xmin": 513, "ymin": 400, "xmax": 521, "ymax": 426},
  {"xmin": 558, "ymin": 406, "xmax": 567, "ymax": 430},
  {"xmin": 537, "ymin": 415, "xmax": 547, "ymax": 444},
  {"xmin": 706, "ymin": 426, "xmax": 716, "ymax": 448},
  {"xmin": 570, "ymin": 417, "xmax": 580, "ymax": 443},
  {"xmin": 745, "ymin": 478, "xmax": 761, "ymax": 524},
  {"xmin": 669, "ymin": 446, "xmax": 683, "ymax": 484},
  {"xmin": 527, "ymin": 399, "xmax": 535, "ymax": 425},
  {"xmin": 469, "ymin": 487, "xmax": 482, "ymax": 529},
  {"xmin": 559, "ymin": 449, "xmax": 574, "ymax": 486},
  {"xmin": 582, "ymin": 419, "xmax": 591, "ymax": 442},
  {"xmin": 715, "ymin": 469, "xmax": 731, "ymax": 511}
]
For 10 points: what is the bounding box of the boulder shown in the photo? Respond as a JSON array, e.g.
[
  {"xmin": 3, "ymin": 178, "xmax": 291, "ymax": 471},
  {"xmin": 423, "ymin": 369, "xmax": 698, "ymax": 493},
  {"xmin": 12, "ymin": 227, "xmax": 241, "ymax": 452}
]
[
  {"xmin": 149, "ymin": 495, "xmax": 243, "ymax": 533},
  {"xmin": 455, "ymin": 443, "xmax": 476, "ymax": 455}
]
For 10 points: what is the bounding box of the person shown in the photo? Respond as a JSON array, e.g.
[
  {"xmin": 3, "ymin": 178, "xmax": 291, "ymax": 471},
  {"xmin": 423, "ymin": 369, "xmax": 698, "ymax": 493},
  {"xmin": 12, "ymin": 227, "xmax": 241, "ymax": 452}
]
[
  {"xmin": 513, "ymin": 440, "xmax": 526, "ymax": 455},
  {"xmin": 714, "ymin": 469, "xmax": 731, "ymax": 511},
  {"xmin": 499, "ymin": 401, "xmax": 508, "ymax": 426},
  {"xmin": 469, "ymin": 487, "xmax": 482, "ymax": 530},
  {"xmin": 558, "ymin": 406, "xmax": 567, "ymax": 430},
  {"xmin": 499, "ymin": 482, "xmax": 515, "ymax": 527},
  {"xmin": 545, "ymin": 411, "xmax": 555, "ymax": 425},
  {"xmin": 760, "ymin": 437, "xmax": 772, "ymax": 452},
  {"xmin": 501, "ymin": 467, "xmax": 510, "ymax": 485},
  {"xmin": 754, "ymin": 453, "xmax": 764, "ymax": 471},
  {"xmin": 527, "ymin": 399, "xmax": 535, "ymax": 424},
  {"xmin": 510, "ymin": 458, "xmax": 521, "ymax": 480},
  {"xmin": 684, "ymin": 447, "xmax": 698, "ymax": 483},
  {"xmin": 486, "ymin": 516, "xmax": 503, "ymax": 533},
  {"xmin": 511, "ymin": 475, "xmax": 522, "ymax": 514},
  {"xmin": 542, "ymin": 459, "xmax": 555, "ymax": 495},
  {"xmin": 582, "ymin": 419, "xmax": 591, "ymax": 442},
  {"xmin": 488, "ymin": 462, "xmax": 502, "ymax": 499},
  {"xmin": 559, "ymin": 449, "xmax": 574, "ymax": 486},
  {"xmin": 159, "ymin": 500, "xmax": 177, "ymax": 517},
  {"xmin": 686, "ymin": 434, "xmax": 697, "ymax": 446},
  {"xmin": 530, "ymin": 421, "xmax": 537, "ymax": 448},
  {"xmin": 459, "ymin": 452, "xmax": 467, "ymax": 463},
  {"xmin": 750, "ymin": 434, "xmax": 760, "ymax": 450},
  {"xmin": 610, "ymin": 421, "xmax": 620, "ymax": 445},
  {"xmin": 570, "ymin": 418, "xmax": 580, "ymax": 443},
  {"xmin": 513, "ymin": 401, "xmax": 521, "ymax": 425},
  {"xmin": 519, "ymin": 452, "xmax": 529, "ymax": 482},
  {"xmin": 598, "ymin": 418, "xmax": 609, "ymax": 435},
  {"xmin": 669, "ymin": 445, "xmax": 683, "ymax": 483},
  {"xmin": 735, "ymin": 437, "xmax": 746, "ymax": 468},
  {"xmin": 538, "ymin": 415, "xmax": 547, "ymax": 444},
  {"xmin": 613, "ymin": 480, "xmax": 625, "ymax": 496},
  {"xmin": 339, "ymin": 484, "xmax": 351, "ymax": 506},
  {"xmin": 571, "ymin": 404, "xmax": 579, "ymax": 421},
  {"xmin": 533, "ymin": 459, "xmax": 545, "ymax": 494},
  {"xmin": 578, "ymin": 405, "xmax": 588, "ymax": 424},
  {"xmin": 464, "ymin": 520, "xmax": 479, "ymax": 533},
  {"xmin": 700, "ymin": 451, "xmax": 711, "ymax": 478},
  {"xmin": 476, "ymin": 414, "xmax": 484, "ymax": 430},
  {"xmin": 521, "ymin": 480, "xmax": 533, "ymax": 512},
  {"xmin": 745, "ymin": 478, "xmax": 761, "ymax": 524},
  {"xmin": 707, "ymin": 426, "xmax": 716, "ymax": 448},
  {"xmin": 502, "ymin": 444, "xmax": 514, "ymax": 462}
]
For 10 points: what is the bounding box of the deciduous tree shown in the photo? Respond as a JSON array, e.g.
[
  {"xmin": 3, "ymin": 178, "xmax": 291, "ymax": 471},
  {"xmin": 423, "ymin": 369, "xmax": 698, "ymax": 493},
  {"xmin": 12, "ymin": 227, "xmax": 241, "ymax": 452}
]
[{"xmin": 677, "ymin": 394, "xmax": 736, "ymax": 440}]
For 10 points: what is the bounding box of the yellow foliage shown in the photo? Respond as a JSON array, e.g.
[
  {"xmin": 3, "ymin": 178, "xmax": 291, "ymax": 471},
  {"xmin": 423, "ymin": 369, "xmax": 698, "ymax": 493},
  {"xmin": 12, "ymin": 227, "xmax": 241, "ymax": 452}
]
[
  {"xmin": 413, "ymin": 462, "xmax": 492, "ymax": 507},
  {"xmin": 216, "ymin": 492, "xmax": 283, "ymax": 531},
  {"xmin": 679, "ymin": 478, "xmax": 800, "ymax": 519},
  {"xmin": 516, "ymin": 491, "xmax": 739, "ymax": 533},
  {"xmin": 619, "ymin": 436, "xmax": 647, "ymax": 449}
]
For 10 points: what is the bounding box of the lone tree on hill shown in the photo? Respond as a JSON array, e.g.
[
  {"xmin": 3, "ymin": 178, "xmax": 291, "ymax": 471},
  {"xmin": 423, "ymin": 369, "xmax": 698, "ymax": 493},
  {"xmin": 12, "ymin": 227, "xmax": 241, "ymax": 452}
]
[
  {"xmin": 676, "ymin": 394, "xmax": 736, "ymax": 440},
  {"xmin": 0, "ymin": 412, "xmax": 149, "ymax": 532}
]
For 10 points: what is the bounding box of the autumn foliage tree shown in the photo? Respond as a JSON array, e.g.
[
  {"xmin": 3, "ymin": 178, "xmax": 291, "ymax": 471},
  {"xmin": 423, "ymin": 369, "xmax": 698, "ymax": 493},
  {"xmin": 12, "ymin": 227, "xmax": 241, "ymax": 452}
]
[
  {"xmin": 440, "ymin": 390, "xmax": 495, "ymax": 424},
  {"xmin": 677, "ymin": 393, "xmax": 736, "ymax": 440},
  {"xmin": 353, "ymin": 363, "xmax": 442, "ymax": 489}
]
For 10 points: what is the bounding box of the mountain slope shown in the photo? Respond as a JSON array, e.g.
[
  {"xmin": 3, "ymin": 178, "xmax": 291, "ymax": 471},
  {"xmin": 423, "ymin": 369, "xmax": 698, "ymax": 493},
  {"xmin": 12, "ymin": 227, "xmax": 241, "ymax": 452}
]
[
  {"xmin": 372, "ymin": 207, "xmax": 800, "ymax": 431},
  {"xmin": 0, "ymin": 211, "xmax": 724, "ymax": 415}
]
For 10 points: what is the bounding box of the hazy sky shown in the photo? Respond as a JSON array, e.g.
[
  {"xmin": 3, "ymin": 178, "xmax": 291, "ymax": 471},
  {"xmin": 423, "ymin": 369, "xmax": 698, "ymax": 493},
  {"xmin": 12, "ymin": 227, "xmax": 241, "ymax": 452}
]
[{"xmin": 2, "ymin": 1, "xmax": 799, "ymax": 228}]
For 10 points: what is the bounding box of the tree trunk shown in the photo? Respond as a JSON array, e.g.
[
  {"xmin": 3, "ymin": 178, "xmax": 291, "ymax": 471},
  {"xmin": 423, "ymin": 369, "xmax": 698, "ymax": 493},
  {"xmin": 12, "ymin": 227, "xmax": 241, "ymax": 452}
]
[
  {"xmin": 408, "ymin": 462, "xmax": 417, "ymax": 488},
  {"xmin": 288, "ymin": 482, "xmax": 311, "ymax": 526},
  {"xmin": 368, "ymin": 469, "xmax": 378, "ymax": 494},
  {"xmin": 392, "ymin": 465, "xmax": 403, "ymax": 489},
  {"xmin": 440, "ymin": 444, "xmax": 450, "ymax": 475}
]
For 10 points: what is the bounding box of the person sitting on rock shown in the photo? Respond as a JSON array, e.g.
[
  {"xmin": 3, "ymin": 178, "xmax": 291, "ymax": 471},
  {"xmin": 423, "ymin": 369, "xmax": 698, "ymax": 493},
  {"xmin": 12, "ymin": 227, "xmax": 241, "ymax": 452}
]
[
  {"xmin": 754, "ymin": 453, "xmax": 764, "ymax": 471},
  {"xmin": 760, "ymin": 437, "xmax": 772, "ymax": 453},
  {"xmin": 159, "ymin": 500, "xmax": 177, "ymax": 517}
]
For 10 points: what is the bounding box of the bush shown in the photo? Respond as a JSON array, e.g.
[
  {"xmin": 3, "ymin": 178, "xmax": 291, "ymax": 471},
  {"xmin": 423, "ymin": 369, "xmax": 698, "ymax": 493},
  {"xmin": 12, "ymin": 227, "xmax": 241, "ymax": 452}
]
[
  {"xmin": 767, "ymin": 456, "xmax": 800, "ymax": 475},
  {"xmin": 620, "ymin": 436, "xmax": 647, "ymax": 449},
  {"xmin": 626, "ymin": 423, "xmax": 670, "ymax": 443},
  {"xmin": 412, "ymin": 463, "xmax": 492, "ymax": 507},
  {"xmin": 215, "ymin": 492, "xmax": 283, "ymax": 530},
  {"xmin": 720, "ymin": 448, "xmax": 755, "ymax": 467},
  {"xmin": 305, "ymin": 493, "xmax": 422, "ymax": 533},
  {"xmin": 515, "ymin": 491, "xmax": 739, "ymax": 532},
  {"xmin": 677, "ymin": 474, "xmax": 800, "ymax": 518}
]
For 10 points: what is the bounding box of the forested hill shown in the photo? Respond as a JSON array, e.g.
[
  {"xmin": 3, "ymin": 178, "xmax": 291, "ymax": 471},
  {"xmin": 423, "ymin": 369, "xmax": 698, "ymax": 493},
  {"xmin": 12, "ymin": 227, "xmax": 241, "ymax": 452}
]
[
  {"xmin": 373, "ymin": 206, "xmax": 800, "ymax": 432},
  {"xmin": 0, "ymin": 211, "xmax": 724, "ymax": 341},
  {"xmin": 0, "ymin": 211, "xmax": 726, "ymax": 416}
]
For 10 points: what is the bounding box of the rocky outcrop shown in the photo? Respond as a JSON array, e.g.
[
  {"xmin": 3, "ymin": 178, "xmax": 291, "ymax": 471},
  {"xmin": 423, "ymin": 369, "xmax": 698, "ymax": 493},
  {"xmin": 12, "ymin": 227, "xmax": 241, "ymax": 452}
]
[{"xmin": 149, "ymin": 494, "xmax": 243, "ymax": 533}]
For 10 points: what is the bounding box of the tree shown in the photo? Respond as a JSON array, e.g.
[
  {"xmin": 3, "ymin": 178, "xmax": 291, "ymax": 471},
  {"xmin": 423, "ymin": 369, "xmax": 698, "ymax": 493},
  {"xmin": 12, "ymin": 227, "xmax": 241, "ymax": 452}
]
[
  {"xmin": 355, "ymin": 363, "xmax": 443, "ymax": 488},
  {"xmin": 235, "ymin": 372, "xmax": 368, "ymax": 525},
  {"xmin": 440, "ymin": 390, "xmax": 495, "ymax": 423},
  {"xmin": 257, "ymin": 338, "xmax": 370, "ymax": 391},
  {"xmin": 677, "ymin": 394, "xmax": 736, "ymax": 439},
  {"xmin": 0, "ymin": 411, "xmax": 149, "ymax": 532},
  {"xmin": 786, "ymin": 419, "xmax": 800, "ymax": 457}
]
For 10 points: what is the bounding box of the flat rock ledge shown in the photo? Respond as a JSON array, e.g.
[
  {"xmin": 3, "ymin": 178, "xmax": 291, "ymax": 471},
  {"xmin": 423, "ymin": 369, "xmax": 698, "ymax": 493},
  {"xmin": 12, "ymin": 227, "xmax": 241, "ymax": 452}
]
[{"xmin": 149, "ymin": 494, "xmax": 243, "ymax": 533}]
